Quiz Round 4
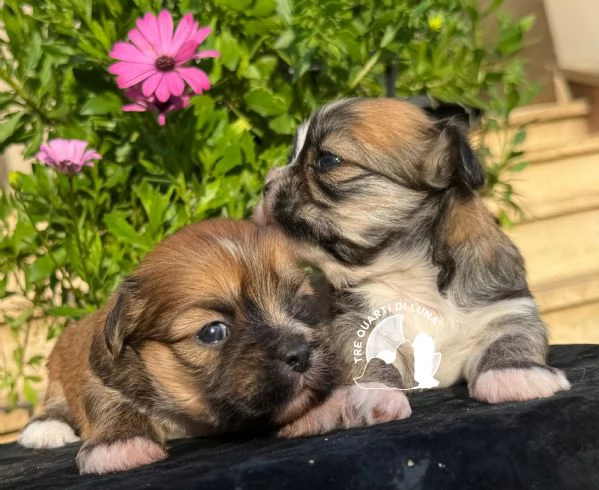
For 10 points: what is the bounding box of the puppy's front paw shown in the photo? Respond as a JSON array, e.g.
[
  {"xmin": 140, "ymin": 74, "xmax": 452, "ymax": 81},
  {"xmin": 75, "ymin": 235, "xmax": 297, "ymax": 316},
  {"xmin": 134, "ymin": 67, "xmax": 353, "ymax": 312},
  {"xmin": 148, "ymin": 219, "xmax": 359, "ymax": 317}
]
[
  {"xmin": 18, "ymin": 419, "xmax": 80, "ymax": 449},
  {"xmin": 342, "ymin": 382, "xmax": 412, "ymax": 427},
  {"xmin": 77, "ymin": 437, "xmax": 167, "ymax": 475},
  {"xmin": 470, "ymin": 367, "xmax": 571, "ymax": 404},
  {"xmin": 278, "ymin": 388, "xmax": 348, "ymax": 438},
  {"xmin": 278, "ymin": 383, "xmax": 411, "ymax": 438}
]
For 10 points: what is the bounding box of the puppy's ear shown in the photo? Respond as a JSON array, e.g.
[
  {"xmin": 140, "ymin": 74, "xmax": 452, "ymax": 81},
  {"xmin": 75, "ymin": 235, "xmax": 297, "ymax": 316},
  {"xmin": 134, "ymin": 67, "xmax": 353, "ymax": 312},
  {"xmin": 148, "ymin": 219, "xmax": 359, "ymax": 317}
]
[
  {"xmin": 455, "ymin": 129, "xmax": 485, "ymax": 190},
  {"xmin": 104, "ymin": 276, "xmax": 141, "ymax": 358},
  {"xmin": 427, "ymin": 120, "xmax": 485, "ymax": 191}
]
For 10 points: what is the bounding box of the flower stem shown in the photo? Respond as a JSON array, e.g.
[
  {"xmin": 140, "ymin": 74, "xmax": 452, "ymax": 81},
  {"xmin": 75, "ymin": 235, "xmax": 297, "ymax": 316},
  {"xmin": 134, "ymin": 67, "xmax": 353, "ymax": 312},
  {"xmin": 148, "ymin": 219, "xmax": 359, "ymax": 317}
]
[{"xmin": 66, "ymin": 176, "xmax": 95, "ymax": 304}]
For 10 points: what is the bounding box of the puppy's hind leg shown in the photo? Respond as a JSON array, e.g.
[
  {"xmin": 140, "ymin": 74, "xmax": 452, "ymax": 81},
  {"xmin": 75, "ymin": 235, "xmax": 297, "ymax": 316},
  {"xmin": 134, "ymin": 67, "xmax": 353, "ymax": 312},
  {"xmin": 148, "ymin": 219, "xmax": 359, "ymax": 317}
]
[
  {"xmin": 18, "ymin": 380, "xmax": 80, "ymax": 449},
  {"xmin": 465, "ymin": 309, "xmax": 570, "ymax": 404}
]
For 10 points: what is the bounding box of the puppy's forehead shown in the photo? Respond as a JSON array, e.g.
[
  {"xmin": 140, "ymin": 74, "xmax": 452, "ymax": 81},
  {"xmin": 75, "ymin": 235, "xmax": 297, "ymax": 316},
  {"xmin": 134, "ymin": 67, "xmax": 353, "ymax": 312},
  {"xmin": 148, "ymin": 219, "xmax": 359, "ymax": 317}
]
[
  {"xmin": 137, "ymin": 221, "xmax": 301, "ymax": 312},
  {"xmin": 298, "ymin": 98, "xmax": 431, "ymax": 155}
]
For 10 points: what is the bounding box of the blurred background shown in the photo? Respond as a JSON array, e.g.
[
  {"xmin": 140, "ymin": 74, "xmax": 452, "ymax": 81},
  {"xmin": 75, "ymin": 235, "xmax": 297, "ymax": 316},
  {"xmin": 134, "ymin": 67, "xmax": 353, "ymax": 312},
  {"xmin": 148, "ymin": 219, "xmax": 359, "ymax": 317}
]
[{"xmin": 0, "ymin": 0, "xmax": 597, "ymax": 441}]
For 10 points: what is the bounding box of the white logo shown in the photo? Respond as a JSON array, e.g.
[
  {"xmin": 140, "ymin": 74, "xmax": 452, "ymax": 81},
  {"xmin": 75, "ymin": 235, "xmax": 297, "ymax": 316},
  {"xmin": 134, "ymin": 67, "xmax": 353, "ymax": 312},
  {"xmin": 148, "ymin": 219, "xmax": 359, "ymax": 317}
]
[{"xmin": 352, "ymin": 302, "xmax": 442, "ymax": 391}]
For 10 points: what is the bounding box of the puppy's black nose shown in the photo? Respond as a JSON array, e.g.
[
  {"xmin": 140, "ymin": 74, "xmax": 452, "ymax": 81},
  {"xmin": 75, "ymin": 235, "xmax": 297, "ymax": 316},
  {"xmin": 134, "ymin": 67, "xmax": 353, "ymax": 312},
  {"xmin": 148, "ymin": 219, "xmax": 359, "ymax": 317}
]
[
  {"xmin": 281, "ymin": 340, "xmax": 311, "ymax": 373},
  {"xmin": 263, "ymin": 181, "xmax": 273, "ymax": 196}
]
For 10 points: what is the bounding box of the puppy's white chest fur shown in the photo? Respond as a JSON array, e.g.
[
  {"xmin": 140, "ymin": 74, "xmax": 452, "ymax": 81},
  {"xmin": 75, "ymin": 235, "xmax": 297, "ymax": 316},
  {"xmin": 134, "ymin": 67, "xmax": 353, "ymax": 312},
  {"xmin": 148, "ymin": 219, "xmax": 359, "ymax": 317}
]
[{"xmin": 349, "ymin": 254, "xmax": 534, "ymax": 387}]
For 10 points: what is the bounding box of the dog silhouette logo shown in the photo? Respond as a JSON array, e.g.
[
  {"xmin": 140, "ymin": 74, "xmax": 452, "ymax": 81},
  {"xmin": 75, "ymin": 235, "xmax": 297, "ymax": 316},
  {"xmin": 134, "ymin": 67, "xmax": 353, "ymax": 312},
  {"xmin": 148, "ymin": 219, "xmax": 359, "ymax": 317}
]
[{"xmin": 353, "ymin": 312, "xmax": 441, "ymax": 391}]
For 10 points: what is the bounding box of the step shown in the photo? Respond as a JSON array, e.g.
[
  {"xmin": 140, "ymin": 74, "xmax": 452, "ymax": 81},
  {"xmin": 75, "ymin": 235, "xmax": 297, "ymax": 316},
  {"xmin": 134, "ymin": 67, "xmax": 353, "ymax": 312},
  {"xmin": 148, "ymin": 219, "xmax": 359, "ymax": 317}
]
[
  {"xmin": 534, "ymin": 271, "xmax": 599, "ymax": 314},
  {"xmin": 545, "ymin": 300, "xmax": 599, "ymax": 345},
  {"xmin": 479, "ymin": 100, "xmax": 591, "ymax": 154},
  {"xmin": 498, "ymin": 136, "xmax": 599, "ymax": 223},
  {"xmin": 510, "ymin": 207, "xmax": 599, "ymax": 316},
  {"xmin": 507, "ymin": 208, "xmax": 599, "ymax": 291}
]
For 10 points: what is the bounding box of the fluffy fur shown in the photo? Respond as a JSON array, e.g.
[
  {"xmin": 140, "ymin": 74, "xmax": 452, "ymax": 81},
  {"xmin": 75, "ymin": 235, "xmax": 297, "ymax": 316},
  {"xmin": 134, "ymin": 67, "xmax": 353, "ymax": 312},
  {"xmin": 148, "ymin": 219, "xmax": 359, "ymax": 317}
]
[
  {"xmin": 255, "ymin": 98, "xmax": 570, "ymax": 434},
  {"xmin": 20, "ymin": 220, "xmax": 344, "ymax": 474}
]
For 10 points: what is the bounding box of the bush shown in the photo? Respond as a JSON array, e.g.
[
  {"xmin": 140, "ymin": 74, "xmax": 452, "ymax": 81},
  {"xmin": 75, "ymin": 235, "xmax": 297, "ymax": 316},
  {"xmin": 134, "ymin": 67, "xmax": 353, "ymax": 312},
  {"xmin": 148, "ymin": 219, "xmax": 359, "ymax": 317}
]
[{"xmin": 0, "ymin": 0, "xmax": 535, "ymax": 406}]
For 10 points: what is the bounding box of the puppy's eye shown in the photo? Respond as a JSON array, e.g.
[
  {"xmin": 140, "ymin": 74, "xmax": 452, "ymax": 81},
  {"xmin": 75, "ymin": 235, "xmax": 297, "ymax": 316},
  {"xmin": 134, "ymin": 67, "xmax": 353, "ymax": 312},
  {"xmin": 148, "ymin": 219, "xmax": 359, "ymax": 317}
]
[
  {"xmin": 197, "ymin": 322, "xmax": 229, "ymax": 344},
  {"xmin": 316, "ymin": 152, "xmax": 342, "ymax": 172}
]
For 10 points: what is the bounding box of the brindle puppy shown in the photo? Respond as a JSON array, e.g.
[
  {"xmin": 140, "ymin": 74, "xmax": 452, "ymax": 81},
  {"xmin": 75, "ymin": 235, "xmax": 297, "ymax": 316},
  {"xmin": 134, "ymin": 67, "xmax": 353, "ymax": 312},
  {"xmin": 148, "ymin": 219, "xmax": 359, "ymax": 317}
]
[{"xmin": 255, "ymin": 98, "xmax": 570, "ymax": 436}]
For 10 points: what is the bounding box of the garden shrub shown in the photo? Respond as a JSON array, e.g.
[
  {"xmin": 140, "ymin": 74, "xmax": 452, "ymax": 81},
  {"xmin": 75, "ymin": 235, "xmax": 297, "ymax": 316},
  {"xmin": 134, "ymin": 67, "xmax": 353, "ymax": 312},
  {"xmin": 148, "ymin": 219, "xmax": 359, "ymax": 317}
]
[{"xmin": 0, "ymin": 0, "xmax": 535, "ymax": 406}]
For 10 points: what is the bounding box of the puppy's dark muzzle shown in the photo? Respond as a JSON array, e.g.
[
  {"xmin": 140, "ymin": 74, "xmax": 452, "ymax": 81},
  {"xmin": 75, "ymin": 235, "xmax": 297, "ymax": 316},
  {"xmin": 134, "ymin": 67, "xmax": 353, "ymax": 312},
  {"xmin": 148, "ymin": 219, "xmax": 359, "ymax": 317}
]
[{"xmin": 279, "ymin": 336, "xmax": 311, "ymax": 373}]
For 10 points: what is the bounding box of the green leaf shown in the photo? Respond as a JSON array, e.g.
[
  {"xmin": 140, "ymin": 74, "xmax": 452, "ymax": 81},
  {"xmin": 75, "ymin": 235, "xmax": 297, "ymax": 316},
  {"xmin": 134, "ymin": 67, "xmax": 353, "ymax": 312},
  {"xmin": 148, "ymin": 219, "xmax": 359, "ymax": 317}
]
[
  {"xmin": 23, "ymin": 380, "xmax": 38, "ymax": 406},
  {"xmin": 46, "ymin": 306, "xmax": 90, "ymax": 318},
  {"xmin": 380, "ymin": 27, "xmax": 397, "ymax": 48},
  {"xmin": 81, "ymin": 92, "xmax": 123, "ymax": 115},
  {"xmin": 244, "ymin": 89, "xmax": 288, "ymax": 117},
  {"xmin": 133, "ymin": 181, "xmax": 171, "ymax": 235},
  {"xmin": 268, "ymin": 114, "xmax": 295, "ymax": 134},
  {"xmin": 104, "ymin": 210, "xmax": 151, "ymax": 251},
  {"xmin": 24, "ymin": 119, "xmax": 43, "ymax": 158},
  {"xmin": 274, "ymin": 30, "xmax": 295, "ymax": 50},
  {"xmin": 218, "ymin": 0, "xmax": 252, "ymax": 11},
  {"xmin": 509, "ymin": 161, "xmax": 529, "ymax": 173},
  {"xmin": 511, "ymin": 128, "xmax": 527, "ymax": 147},
  {"xmin": 217, "ymin": 30, "xmax": 240, "ymax": 71},
  {"xmin": 27, "ymin": 355, "xmax": 44, "ymax": 367},
  {"xmin": 0, "ymin": 112, "xmax": 24, "ymax": 146},
  {"xmin": 26, "ymin": 255, "xmax": 55, "ymax": 284},
  {"xmin": 22, "ymin": 31, "xmax": 43, "ymax": 75},
  {"xmin": 519, "ymin": 14, "xmax": 536, "ymax": 33},
  {"xmin": 276, "ymin": 0, "xmax": 292, "ymax": 25}
]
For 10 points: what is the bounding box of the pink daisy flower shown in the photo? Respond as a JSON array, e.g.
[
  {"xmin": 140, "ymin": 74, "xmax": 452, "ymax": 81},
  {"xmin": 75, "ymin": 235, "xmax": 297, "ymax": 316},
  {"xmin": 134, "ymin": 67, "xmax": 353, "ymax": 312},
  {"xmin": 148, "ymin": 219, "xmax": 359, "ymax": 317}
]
[
  {"xmin": 122, "ymin": 87, "xmax": 191, "ymax": 126},
  {"xmin": 36, "ymin": 139, "xmax": 101, "ymax": 175},
  {"xmin": 108, "ymin": 10, "xmax": 219, "ymax": 103}
]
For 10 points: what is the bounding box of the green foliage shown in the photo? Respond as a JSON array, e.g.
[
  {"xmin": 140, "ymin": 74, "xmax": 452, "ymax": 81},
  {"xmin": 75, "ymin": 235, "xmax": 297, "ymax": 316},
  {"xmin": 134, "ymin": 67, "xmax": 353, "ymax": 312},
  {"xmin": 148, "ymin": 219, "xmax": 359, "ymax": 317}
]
[{"xmin": 0, "ymin": 0, "xmax": 535, "ymax": 407}]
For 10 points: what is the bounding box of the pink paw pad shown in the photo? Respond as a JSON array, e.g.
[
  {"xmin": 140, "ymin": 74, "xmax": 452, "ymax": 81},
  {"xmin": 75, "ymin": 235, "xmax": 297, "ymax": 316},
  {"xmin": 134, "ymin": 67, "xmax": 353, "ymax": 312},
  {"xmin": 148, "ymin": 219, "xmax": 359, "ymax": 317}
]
[
  {"xmin": 343, "ymin": 382, "xmax": 412, "ymax": 427},
  {"xmin": 77, "ymin": 437, "xmax": 167, "ymax": 475},
  {"xmin": 470, "ymin": 367, "xmax": 571, "ymax": 404}
]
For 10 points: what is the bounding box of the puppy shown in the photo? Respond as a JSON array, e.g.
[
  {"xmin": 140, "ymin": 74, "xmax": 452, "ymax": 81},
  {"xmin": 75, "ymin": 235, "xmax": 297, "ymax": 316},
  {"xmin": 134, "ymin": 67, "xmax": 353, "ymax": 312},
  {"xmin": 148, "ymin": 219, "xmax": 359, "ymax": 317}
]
[
  {"xmin": 255, "ymin": 98, "xmax": 570, "ymax": 436},
  {"xmin": 19, "ymin": 219, "xmax": 345, "ymax": 474}
]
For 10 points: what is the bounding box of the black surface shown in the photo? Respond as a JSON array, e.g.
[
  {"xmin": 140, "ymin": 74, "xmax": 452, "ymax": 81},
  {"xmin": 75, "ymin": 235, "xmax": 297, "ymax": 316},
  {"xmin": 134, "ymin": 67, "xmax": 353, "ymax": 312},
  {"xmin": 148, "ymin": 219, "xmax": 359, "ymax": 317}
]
[{"xmin": 2, "ymin": 344, "xmax": 598, "ymax": 490}]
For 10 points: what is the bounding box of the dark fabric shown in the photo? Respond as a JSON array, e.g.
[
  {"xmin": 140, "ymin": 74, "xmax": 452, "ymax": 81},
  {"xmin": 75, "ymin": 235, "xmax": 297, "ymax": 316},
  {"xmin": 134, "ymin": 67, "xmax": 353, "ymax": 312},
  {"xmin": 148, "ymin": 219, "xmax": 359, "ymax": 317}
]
[{"xmin": 2, "ymin": 344, "xmax": 598, "ymax": 490}]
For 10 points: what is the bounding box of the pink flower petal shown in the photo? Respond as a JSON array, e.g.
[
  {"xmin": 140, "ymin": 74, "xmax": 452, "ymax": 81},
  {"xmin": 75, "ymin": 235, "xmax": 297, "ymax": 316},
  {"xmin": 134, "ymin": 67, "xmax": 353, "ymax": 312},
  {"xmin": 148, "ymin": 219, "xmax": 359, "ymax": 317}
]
[
  {"xmin": 157, "ymin": 10, "xmax": 174, "ymax": 55},
  {"xmin": 163, "ymin": 72, "xmax": 185, "ymax": 97},
  {"xmin": 142, "ymin": 72, "xmax": 164, "ymax": 97},
  {"xmin": 176, "ymin": 67, "xmax": 211, "ymax": 93},
  {"xmin": 71, "ymin": 140, "xmax": 88, "ymax": 164},
  {"xmin": 116, "ymin": 65, "xmax": 157, "ymax": 89},
  {"xmin": 157, "ymin": 114, "xmax": 167, "ymax": 126},
  {"xmin": 169, "ymin": 13, "xmax": 196, "ymax": 56},
  {"xmin": 174, "ymin": 42, "xmax": 198, "ymax": 64},
  {"xmin": 194, "ymin": 50, "xmax": 220, "ymax": 59},
  {"xmin": 108, "ymin": 61, "xmax": 153, "ymax": 77},
  {"xmin": 109, "ymin": 42, "xmax": 153, "ymax": 63},
  {"xmin": 82, "ymin": 150, "xmax": 102, "ymax": 162},
  {"xmin": 122, "ymin": 103, "xmax": 148, "ymax": 112},
  {"xmin": 155, "ymin": 78, "xmax": 172, "ymax": 102},
  {"xmin": 136, "ymin": 12, "xmax": 161, "ymax": 48},
  {"xmin": 124, "ymin": 86, "xmax": 144, "ymax": 100},
  {"xmin": 128, "ymin": 27, "xmax": 157, "ymax": 58},
  {"xmin": 191, "ymin": 27, "xmax": 212, "ymax": 46},
  {"xmin": 47, "ymin": 139, "xmax": 69, "ymax": 162}
]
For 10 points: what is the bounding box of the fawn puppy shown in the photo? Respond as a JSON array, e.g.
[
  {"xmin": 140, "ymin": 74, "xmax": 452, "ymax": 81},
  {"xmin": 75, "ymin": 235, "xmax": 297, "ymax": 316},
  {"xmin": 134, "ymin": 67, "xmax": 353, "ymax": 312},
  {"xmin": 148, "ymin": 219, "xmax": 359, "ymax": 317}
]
[
  {"xmin": 255, "ymin": 98, "xmax": 570, "ymax": 437},
  {"xmin": 19, "ymin": 220, "xmax": 348, "ymax": 474}
]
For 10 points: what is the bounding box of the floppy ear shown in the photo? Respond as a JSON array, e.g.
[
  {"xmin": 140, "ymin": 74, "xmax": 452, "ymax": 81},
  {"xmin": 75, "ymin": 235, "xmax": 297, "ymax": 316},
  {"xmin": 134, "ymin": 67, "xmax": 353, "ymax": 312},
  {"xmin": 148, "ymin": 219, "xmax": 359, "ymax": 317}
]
[
  {"xmin": 427, "ymin": 120, "xmax": 485, "ymax": 191},
  {"xmin": 456, "ymin": 130, "xmax": 485, "ymax": 190},
  {"xmin": 104, "ymin": 276, "xmax": 141, "ymax": 358}
]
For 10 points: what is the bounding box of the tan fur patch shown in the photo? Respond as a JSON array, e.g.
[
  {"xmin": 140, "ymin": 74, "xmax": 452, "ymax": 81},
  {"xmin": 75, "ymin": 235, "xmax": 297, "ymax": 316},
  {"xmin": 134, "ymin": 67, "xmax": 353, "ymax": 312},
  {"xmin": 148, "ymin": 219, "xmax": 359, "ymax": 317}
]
[
  {"xmin": 140, "ymin": 341, "xmax": 215, "ymax": 423},
  {"xmin": 445, "ymin": 199, "xmax": 498, "ymax": 255},
  {"xmin": 350, "ymin": 99, "xmax": 429, "ymax": 152}
]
